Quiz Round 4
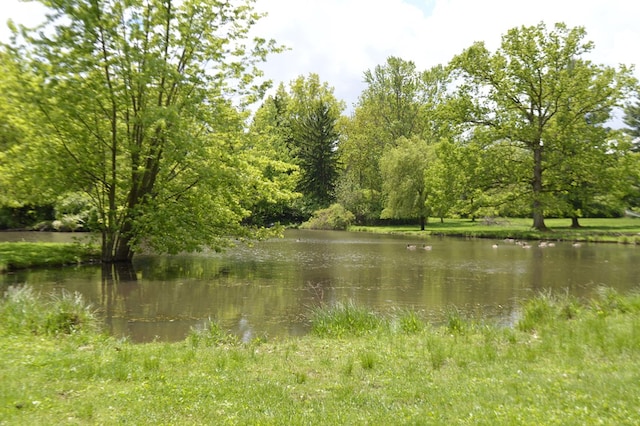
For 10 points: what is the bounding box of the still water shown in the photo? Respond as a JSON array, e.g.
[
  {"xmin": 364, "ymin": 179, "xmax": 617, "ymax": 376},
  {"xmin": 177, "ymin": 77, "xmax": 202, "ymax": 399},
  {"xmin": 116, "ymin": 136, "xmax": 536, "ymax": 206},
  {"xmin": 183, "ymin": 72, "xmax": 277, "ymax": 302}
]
[{"xmin": 1, "ymin": 229, "xmax": 639, "ymax": 342}]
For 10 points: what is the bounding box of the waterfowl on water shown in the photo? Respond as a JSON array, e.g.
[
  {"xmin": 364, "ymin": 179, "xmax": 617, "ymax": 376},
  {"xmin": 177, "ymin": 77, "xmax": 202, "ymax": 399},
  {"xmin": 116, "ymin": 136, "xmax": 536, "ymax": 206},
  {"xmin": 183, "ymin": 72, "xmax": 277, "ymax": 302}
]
[
  {"xmin": 572, "ymin": 242, "xmax": 582, "ymax": 248},
  {"xmin": 492, "ymin": 244, "xmax": 499, "ymax": 248},
  {"xmin": 406, "ymin": 244, "xmax": 417, "ymax": 250},
  {"xmin": 422, "ymin": 245, "xmax": 432, "ymax": 251}
]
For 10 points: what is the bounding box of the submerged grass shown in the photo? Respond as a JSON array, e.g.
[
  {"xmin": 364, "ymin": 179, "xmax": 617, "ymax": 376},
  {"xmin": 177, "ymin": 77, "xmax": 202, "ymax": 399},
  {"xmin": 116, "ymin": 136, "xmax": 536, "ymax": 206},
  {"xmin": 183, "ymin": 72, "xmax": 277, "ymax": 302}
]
[
  {"xmin": 0, "ymin": 241, "xmax": 100, "ymax": 272},
  {"xmin": 1, "ymin": 287, "xmax": 640, "ymax": 424}
]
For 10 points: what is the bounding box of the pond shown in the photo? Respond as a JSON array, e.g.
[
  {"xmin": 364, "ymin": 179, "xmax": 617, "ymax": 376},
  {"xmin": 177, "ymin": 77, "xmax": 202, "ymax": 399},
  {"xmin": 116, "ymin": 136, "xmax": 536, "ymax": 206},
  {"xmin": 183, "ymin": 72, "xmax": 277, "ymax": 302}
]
[{"xmin": 1, "ymin": 229, "xmax": 639, "ymax": 342}]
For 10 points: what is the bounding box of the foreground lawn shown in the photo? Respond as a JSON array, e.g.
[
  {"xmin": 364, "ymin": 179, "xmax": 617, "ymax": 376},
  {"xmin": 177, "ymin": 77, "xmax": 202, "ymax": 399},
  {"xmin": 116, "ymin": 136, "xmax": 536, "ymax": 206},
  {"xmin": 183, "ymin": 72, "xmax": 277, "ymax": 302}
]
[
  {"xmin": 1, "ymin": 287, "xmax": 640, "ymax": 424},
  {"xmin": 351, "ymin": 217, "xmax": 640, "ymax": 244}
]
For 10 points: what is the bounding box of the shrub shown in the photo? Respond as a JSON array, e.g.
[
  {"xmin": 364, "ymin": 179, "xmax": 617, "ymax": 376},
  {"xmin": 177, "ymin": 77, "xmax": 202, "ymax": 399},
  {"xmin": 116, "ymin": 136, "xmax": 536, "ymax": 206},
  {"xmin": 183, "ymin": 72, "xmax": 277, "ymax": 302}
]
[
  {"xmin": 300, "ymin": 203, "xmax": 356, "ymax": 230},
  {"xmin": 54, "ymin": 192, "xmax": 99, "ymax": 231}
]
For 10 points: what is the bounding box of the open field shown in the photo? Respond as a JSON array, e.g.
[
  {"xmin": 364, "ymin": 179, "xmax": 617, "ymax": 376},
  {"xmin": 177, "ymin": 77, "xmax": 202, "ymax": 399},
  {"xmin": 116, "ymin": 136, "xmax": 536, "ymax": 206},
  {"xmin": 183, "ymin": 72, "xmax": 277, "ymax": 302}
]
[
  {"xmin": 1, "ymin": 286, "xmax": 640, "ymax": 424},
  {"xmin": 351, "ymin": 217, "xmax": 640, "ymax": 244}
]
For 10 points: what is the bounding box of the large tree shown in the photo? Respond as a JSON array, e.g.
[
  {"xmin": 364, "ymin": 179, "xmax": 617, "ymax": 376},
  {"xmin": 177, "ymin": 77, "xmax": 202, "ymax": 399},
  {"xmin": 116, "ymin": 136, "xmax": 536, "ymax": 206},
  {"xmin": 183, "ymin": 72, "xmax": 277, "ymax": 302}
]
[
  {"xmin": 3, "ymin": 0, "xmax": 286, "ymax": 262},
  {"xmin": 623, "ymin": 98, "xmax": 640, "ymax": 152},
  {"xmin": 252, "ymin": 74, "xmax": 344, "ymax": 215},
  {"xmin": 337, "ymin": 59, "xmax": 449, "ymax": 223},
  {"xmin": 450, "ymin": 22, "xmax": 636, "ymax": 230},
  {"xmin": 380, "ymin": 136, "xmax": 431, "ymax": 230}
]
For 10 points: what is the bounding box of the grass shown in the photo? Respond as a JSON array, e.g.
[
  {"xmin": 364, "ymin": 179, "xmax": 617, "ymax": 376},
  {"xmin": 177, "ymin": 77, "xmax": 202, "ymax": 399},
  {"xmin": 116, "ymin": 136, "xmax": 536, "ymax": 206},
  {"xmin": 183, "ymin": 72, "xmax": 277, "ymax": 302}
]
[
  {"xmin": 0, "ymin": 242, "xmax": 101, "ymax": 272},
  {"xmin": 351, "ymin": 217, "xmax": 640, "ymax": 244},
  {"xmin": 1, "ymin": 286, "xmax": 640, "ymax": 424}
]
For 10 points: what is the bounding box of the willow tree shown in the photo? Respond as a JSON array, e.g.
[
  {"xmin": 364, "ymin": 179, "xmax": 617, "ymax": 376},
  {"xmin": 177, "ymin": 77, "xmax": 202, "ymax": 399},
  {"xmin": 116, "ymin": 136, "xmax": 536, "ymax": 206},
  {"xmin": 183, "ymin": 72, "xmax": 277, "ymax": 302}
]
[
  {"xmin": 450, "ymin": 22, "xmax": 635, "ymax": 231},
  {"xmin": 380, "ymin": 136, "xmax": 432, "ymax": 230},
  {"xmin": 338, "ymin": 59, "xmax": 449, "ymax": 223},
  {"xmin": 4, "ymin": 0, "xmax": 285, "ymax": 262}
]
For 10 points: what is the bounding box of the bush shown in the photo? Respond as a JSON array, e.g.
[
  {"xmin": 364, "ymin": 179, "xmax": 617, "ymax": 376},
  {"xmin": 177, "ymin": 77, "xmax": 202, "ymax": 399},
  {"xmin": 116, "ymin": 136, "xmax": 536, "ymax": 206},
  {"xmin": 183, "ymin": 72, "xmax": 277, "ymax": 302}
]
[
  {"xmin": 300, "ymin": 203, "xmax": 355, "ymax": 230},
  {"xmin": 54, "ymin": 192, "xmax": 99, "ymax": 231}
]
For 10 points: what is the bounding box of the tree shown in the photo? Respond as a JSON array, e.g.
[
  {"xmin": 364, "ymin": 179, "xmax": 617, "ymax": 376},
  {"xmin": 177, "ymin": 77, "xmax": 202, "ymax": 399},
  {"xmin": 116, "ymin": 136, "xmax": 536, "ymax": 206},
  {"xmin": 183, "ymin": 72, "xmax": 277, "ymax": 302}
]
[
  {"xmin": 623, "ymin": 98, "xmax": 640, "ymax": 152},
  {"xmin": 294, "ymin": 101, "xmax": 341, "ymax": 209},
  {"xmin": 450, "ymin": 22, "xmax": 636, "ymax": 230},
  {"xmin": 337, "ymin": 59, "xmax": 449, "ymax": 223},
  {"xmin": 3, "ymin": 0, "xmax": 286, "ymax": 262},
  {"xmin": 380, "ymin": 136, "xmax": 431, "ymax": 230},
  {"xmin": 252, "ymin": 74, "xmax": 344, "ymax": 215}
]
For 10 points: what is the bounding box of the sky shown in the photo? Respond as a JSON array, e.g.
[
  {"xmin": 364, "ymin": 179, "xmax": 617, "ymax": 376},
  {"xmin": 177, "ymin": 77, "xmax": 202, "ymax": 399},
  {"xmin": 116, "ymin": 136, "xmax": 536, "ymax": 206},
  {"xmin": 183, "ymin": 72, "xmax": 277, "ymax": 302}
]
[{"xmin": 2, "ymin": 0, "xmax": 639, "ymax": 116}]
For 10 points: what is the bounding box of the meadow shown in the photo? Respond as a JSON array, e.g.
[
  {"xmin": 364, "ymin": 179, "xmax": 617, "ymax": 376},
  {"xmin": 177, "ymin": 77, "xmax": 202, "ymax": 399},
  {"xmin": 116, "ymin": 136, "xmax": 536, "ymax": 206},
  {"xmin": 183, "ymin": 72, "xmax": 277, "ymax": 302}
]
[{"xmin": 1, "ymin": 285, "xmax": 639, "ymax": 424}]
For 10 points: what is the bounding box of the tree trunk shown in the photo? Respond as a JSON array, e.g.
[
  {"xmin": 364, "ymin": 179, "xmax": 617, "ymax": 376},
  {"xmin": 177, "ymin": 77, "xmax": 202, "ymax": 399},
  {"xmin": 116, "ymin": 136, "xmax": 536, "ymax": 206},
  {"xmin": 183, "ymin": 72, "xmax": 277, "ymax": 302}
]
[
  {"xmin": 419, "ymin": 215, "xmax": 426, "ymax": 231},
  {"xmin": 571, "ymin": 216, "xmax": 581, "ymax": 228},
  {"xmin": 101, "ymin": 221, "xmax": 135, "ymax": 263},
  {"xmin": 532, "ymin": 144, "xmax": 548, "ymax": 231}
]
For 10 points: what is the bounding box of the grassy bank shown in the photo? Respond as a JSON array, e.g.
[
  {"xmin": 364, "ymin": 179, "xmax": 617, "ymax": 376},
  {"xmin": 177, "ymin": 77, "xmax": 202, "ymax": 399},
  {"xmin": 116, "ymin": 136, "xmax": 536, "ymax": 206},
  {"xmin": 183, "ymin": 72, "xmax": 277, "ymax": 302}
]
[
  {"xmin": 351, "ymin": 217, "xmax": 640, "ymax": 244},
  {"xmin": 1, "ymin": 286, "xmax": 639, "ymax": 424},
  {"xmin": 0, "ymin": 242, "xmax": 101, "ymax": 272}
]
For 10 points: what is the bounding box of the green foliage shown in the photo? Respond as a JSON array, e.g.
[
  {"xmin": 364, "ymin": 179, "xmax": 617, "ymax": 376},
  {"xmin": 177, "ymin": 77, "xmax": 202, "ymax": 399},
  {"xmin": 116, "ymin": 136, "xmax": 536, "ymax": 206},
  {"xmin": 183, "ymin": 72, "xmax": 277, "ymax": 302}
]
[
  {"xmin": 0, "ymin": 286, "xmax": 100, "ymax": 336},
  {"xmin": 450, "ymin": 22, "xmax": 637, "ymax": 230},
  {"xmin": 300, "ymin": 203, "xmax": 355, "ymax": 230},
  {"xmin": 0, "ymin": 205, "xmax": 54, "ymax": 230},
  {"xmin": 623, "ymin": 97, "xmax": 640, "ymax": 152},
  {"xmin": 252, "ymin": 74, "xmax": 344, "ymax": 216},
  {"xmin": 4, "ymin": 0, "xmax": 286, "ymax": 262},
  {"xmin": 310, "ymin": 301, "xmax": 385, "ymax": 337},
  {"xmin": 380, "ymin": 136, "xmax": 432, "ymax": 229},
  {"xmin": 337, "ymin": 58, "xmax": 450, "ymax": 224},
  {"xmin": 52, "ymin": 192, "xmax": 99, "ymax": 232}
]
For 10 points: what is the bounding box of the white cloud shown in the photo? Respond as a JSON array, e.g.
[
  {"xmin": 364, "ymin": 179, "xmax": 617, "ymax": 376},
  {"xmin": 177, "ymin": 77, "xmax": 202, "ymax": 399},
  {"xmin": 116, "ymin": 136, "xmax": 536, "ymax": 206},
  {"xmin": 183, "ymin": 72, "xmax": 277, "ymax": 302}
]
[
  {"xmin": 253, "ymin": 0, "xmax": 640, "ymax": 111},
  {"xmin": 2, "ymin": 0, "xmax": 639, "ymax": 112}
]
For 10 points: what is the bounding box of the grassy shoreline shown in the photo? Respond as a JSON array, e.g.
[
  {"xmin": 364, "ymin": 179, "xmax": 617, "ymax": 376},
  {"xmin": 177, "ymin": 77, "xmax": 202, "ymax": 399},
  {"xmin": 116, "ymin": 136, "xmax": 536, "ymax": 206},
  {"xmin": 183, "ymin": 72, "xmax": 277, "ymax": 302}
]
[
  {"xmin": 1, "ymin": 287, "xmax": 639, "ymax": 424},
  {"xmin": 0, "ymin": 242, "xmax": 101, "ymax": 272},
  {"xmin": 350, "ymin": 217, "xmax": 640, "ymax": 244}
]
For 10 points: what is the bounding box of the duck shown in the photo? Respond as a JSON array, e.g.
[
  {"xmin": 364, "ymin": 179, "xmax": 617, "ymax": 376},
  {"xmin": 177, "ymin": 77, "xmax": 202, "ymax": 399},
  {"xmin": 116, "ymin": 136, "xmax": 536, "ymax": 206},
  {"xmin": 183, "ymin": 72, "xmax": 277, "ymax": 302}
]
[
  {"xmin": 406, "ymin": 244, "xmax": 417, "ymax": 250},
  {"xmin": 422, "ymin": 245, "xmax": 433, "ymax": 251},
  {"xmin": 492, "ymin": 244, "xmax": 499, "ymax": 249},
  {"xmin": 572, "ymin": 242, "xmax": 582, "ymax": 248}
]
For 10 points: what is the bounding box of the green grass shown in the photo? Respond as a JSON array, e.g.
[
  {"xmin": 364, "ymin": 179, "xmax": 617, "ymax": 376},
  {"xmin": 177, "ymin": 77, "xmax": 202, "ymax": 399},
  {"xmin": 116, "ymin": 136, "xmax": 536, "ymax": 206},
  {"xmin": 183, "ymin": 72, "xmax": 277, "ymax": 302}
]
[
  {"xmin": 0, "ymin": 242, "xmax": 101, "ymax": 272},
  {"xmin": 351, "ymin": 217, "xmax": 640, "ymax": 244},
  {"xmin": 2, "ymin": 286, "xmax": 640, "ymax": 424}
]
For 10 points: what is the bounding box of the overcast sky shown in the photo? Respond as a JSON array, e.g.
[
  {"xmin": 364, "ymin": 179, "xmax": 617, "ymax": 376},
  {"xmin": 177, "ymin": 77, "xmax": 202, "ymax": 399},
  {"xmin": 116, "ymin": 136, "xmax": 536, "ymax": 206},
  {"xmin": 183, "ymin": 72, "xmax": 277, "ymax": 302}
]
[{"xmin": 2, "ymin": 0, "xmax": 639, "ymax": 115}]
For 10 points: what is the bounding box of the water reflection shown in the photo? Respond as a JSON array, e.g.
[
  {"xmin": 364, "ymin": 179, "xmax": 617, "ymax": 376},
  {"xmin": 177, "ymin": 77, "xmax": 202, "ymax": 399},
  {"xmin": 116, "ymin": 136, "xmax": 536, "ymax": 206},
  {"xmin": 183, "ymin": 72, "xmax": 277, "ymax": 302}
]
[{"xmin": 1, "ymin": 229, "xmax": 639, "ymax": 342}]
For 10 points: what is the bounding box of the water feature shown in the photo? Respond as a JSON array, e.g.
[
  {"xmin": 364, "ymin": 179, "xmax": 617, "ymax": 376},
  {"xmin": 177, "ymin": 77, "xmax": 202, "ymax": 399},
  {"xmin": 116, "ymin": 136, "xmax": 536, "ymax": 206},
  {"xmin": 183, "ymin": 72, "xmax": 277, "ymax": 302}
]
[{"xmin": 1, "ymin": 229, "xmax": 639, "ymax": 342}]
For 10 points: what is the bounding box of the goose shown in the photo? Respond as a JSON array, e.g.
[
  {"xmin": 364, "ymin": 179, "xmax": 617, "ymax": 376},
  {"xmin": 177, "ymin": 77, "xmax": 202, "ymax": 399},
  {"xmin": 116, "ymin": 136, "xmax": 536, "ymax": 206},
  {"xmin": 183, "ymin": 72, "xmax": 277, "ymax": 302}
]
[
  {"xmin": 422, "ymin": 245, "xmax": 433, "ymax": 251},
  {"xmin": 406, "ymin": 244, "xmax": 417, "ymax": 250}
]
